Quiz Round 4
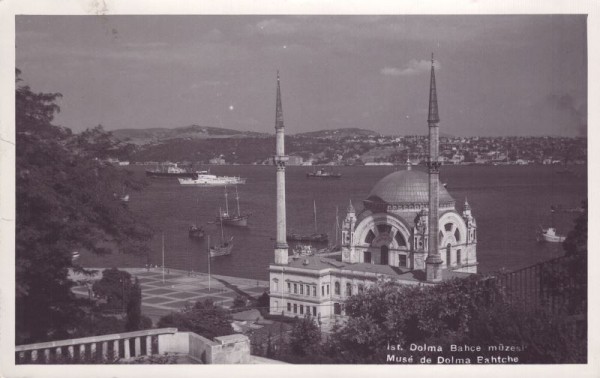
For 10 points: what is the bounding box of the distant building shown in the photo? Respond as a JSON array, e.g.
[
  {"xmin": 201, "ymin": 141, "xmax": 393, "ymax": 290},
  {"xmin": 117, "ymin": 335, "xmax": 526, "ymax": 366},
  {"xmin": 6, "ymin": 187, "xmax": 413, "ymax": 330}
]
[
  {"xmin": 450, "ymin": 153, "xmax": 464, "ymax": 164},
  {"xmin": 287, "ymin": 155, "xmax": 304, "ymax": 166},
  {"xmin": 209, "ymin": 157, "xmax": 226, "ymax": 165}
]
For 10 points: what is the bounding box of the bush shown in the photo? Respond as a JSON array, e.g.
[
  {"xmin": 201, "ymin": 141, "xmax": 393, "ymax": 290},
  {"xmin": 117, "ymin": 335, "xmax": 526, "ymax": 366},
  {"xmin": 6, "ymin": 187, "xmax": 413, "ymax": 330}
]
[{"xmin": 157, "ymin": 299, "xmax": 233, "ymax": 340}]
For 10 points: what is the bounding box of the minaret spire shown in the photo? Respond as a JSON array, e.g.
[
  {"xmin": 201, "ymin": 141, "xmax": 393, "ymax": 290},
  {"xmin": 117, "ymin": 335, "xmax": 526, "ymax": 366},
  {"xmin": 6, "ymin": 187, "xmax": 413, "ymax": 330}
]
[
  {"xmin": 273, "ymin": 71, "xmax": 289, "ymax": 265},
  {"xmin": 425, "ymin": 54, "xmax": 443, "ymax": 282},
  {"xmin": 276, "ymin": 70, "xmax": 284, "ymax": 130},
  {"xmin": 428, "ymin": 53, "xmax": 440, "ymax": 124}
]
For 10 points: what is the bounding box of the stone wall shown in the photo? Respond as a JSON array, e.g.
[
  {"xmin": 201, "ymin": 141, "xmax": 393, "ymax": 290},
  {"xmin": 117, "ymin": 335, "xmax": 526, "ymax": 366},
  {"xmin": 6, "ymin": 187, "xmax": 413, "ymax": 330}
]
[{"xmin": 211, "ymin": 335, "xmax": 251, "ymax": 364}]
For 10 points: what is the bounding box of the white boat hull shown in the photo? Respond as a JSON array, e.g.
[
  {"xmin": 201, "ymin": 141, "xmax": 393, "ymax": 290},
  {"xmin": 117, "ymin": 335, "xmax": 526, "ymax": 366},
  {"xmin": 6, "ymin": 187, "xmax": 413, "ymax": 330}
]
[
  {"xmin": 178, "ymin": 176, "xmax": 246, "ymax": 186},
  {"xmin": 537, "ymin": 227, "xmax": 566, "ymax": 243}
]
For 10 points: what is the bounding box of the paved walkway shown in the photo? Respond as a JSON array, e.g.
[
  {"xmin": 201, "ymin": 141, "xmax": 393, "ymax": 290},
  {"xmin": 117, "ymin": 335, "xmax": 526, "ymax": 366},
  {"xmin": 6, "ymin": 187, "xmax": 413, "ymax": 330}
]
[{"xmin": 71, "ymin": 267, "xmax": 269, "ymax": 322}]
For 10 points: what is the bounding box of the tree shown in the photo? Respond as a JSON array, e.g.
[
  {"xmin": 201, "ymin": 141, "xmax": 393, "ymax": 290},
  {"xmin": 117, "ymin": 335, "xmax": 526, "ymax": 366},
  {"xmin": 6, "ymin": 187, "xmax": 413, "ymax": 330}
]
[
  {"xmin": 563, "ymin": 200, "xmax": 587, "ymax": 258},
  {"xmin": 92, "ymin": 268, "xmax": 134, "ymax": 311},
  {"xmin": 15, "ymin": 70, "xmax": 152, "ymax": 343},
  {"xmin": 325, "ymin": 271, "xmax": 586, "ymax": 364},
  {"xmin": 289, "ymin": 315, "xmax": 322, "ymax": 358},
  {"xmin": 157, "ymin": 300, "xmax": 233, "ymax": 340},
  {"xmin": 232, "ymin": 295, "xmax": 247, "ymax": 309},
  {"xmin": 126, "ymin": 278, "xmax": 143, "ymax": 331},
  {"xmin": 257, "ymin": 291, "xmax": 270, "ymax": 315}
]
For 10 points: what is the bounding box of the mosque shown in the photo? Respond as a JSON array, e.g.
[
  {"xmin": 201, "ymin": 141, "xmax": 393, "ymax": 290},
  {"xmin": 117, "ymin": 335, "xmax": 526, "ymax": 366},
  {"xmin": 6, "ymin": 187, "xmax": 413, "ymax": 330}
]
[{"xmin": 268, "ymin": 57, "xmax": 478, "ymax": 328}]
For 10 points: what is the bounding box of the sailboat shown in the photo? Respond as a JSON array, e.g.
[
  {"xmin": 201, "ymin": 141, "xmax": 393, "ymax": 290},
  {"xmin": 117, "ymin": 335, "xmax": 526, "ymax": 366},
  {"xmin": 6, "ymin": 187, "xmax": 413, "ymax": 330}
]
[
  {"xmin": 537, "ymin": 206, "xmax": 566, "ymax": 243},
  {"xmin": 210, "ymin": 208, "xmax": 234, "ymax": 257},
  {"xmin": 328, "ymin": 206, "xmax": 342, "ymax": 251},
  {"xmin": 215, "ymin": 186, "xmax": 251, "ymax": 227},
  {"xmin": 287, "ymin": 200, "xmax": 328, "ymax": 243}
]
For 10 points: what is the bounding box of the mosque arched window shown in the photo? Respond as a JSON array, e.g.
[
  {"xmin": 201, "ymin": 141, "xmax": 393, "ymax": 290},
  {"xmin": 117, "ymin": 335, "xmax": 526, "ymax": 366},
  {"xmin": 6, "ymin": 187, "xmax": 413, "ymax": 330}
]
[
  {"xmin": 446, "ymin": 244, "xmax": 452, "ymax": 267},
  {"xmin": 377, "ymin": 224, "xmax": 392, "ymax": 234},
  {"xmin": 334, "ymin": 282, "xmax": 341, "ymax": 295},
  {"xmin": 381, "ymin": 245, "xmax": 389, "ymax": 265},
  {"xmin": 454, "ymin": 228, "xmax": 461, "ymax": 242},
  {"xmin": 394, "ymin": 232, "xmax": 407, "ymax": 247},
  {"xmin": 365, "ymin": 230, "xmax": 376, "ymax": 244},
  {"xmin": 444, "ymin": 223, "xmax": 453, "ymax": 232}
]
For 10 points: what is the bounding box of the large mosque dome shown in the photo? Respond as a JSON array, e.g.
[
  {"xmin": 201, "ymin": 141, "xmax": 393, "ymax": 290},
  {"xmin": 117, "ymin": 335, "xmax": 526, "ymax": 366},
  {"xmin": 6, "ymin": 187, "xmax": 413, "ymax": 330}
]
[{"xmin": 365, "ymin": 169, "xmax": 454, "ymax": 206}]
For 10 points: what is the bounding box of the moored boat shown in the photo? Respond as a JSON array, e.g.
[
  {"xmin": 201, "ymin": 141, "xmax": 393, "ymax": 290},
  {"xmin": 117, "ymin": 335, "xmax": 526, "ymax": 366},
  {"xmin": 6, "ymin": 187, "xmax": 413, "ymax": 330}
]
[
  {"xmin": 216, "ymin": 186, "xmax": 251, "ymax": 227},
  {"xmin": 287, "ymin": 200, "xmax": 329, "ymax": 243},
  {"xmin": 287, "ymin": 233, "xmax": 328, "ymax": 243},
  {"xmin": 178, "ymin": 171, "xmax": 246, "ymax": 186},
  {"xmin": 210, "ymin": 211, "xmax": 234, "ymax": 257},
  {"xmin": 306, "ymin": 168, "xmax": 342, "ymax": 179},
  {"xmin": 188, "ymin": 224, "xmax": 205, "ymax": 239},
  {"xmin": 146, "ymin": 163, "xmax": 196, "ymax": 178},
  {"xmin": 537, "ymin": 227, "xmax": 566, "ymax": 243},
  {"xmin": 292, "ymin": 244, "xmax": 314, "ymax": 256},
  {"xmin": 210, "ymin": 235, "xmax": 234, "ymax": 257}
]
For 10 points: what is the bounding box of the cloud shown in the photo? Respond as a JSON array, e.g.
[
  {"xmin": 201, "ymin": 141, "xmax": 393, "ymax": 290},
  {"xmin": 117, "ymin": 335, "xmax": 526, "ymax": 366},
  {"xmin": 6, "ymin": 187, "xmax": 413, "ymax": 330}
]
[
  {"xmin": 544, "ymin": 93, "xmax": 587, "ymax": 136},
  {"xmin": 381, "ymin": 59, "xmax": 440, "ymax": 77}
]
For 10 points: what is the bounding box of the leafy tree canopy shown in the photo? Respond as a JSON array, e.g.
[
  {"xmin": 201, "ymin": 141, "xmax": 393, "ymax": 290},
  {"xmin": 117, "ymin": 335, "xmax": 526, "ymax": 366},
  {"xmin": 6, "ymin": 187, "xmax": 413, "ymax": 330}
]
[
  {"xmin": 157, "ymin": 300, "xmax": 233, "ymax": 340},
  {"xmin": 16, "ymin": 70, "xmax": 151, "ymax": 344},
  {"xmin": 289, "ymin": 315, "xmax": 322, "ymax": 357},
  {"xmin": 92, "ymin": 268, "xmax": 134, "ymax": 311}
]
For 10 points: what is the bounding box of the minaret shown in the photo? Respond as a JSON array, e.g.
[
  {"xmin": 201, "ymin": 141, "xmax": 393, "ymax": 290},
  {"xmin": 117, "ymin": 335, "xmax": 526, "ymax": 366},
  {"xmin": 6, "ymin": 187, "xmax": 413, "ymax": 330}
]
[
  {"xmin": 425, "ymin": 54, "xmax": 443, "ymax": 282},
  {"xmin": 341, "ymin": 200, "xmax": 358, "ymax": 263},
  {"xmin": 273, "ymin": 71, "xmax": 289, "ymax": 265}
]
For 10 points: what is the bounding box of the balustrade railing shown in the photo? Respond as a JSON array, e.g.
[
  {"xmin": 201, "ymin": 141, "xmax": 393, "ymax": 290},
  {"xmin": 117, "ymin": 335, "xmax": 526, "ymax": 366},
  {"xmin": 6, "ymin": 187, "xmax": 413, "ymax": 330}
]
[{"xmin": 15, "ymin": 328, "xmax": 178, "ymax": 364}]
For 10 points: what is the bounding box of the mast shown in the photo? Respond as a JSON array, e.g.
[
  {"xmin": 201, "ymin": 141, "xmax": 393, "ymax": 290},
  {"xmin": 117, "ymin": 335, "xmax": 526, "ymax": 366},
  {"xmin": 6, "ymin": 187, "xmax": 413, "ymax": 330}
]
[
  {"xmin": 235, "ymin": 186, "xmax": 241, "ymax": 217},
  {"xmin": 335, "ymin": 206, "xmax": 340, "ymax": 245},
  {"xmin": 219, "ymin": 207, "xmax": 224, "ymax": 243},
  {"xmin": 314, "ymin": 200, "xmax": 318, "ymax": 234},
  {"xmin": 207, "ymin": 235, "xmax": 211, "ymax": 291},
  {"xmin": 161, "ymin": 232, "xmax": 165, "ymax": 284},
  {"xmin": 224, "ymin": 186, "xmax": 229, "ymax": 216}
]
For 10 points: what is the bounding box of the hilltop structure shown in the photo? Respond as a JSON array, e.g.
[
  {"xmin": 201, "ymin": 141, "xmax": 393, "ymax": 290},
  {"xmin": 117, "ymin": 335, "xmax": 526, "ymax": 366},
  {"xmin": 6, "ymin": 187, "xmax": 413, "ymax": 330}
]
[{"xmin": 268, "ymin": 59, "xmax": 478, "ymax": 328}]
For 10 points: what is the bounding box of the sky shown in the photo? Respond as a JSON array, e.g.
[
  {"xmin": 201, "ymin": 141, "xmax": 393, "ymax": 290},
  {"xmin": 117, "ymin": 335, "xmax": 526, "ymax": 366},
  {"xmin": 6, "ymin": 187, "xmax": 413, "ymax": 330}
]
[{"xmin": 15, "ymin": 15, "xmax": 587, "ymax": 137}]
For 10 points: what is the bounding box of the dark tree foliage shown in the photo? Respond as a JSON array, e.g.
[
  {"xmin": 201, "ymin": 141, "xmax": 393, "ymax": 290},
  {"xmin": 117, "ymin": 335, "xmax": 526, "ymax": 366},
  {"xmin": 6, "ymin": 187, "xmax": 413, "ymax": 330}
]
[
  {"xmin": 323, "ymin": 276, "xmax": 505, "ymax": 363},
  {"xmin": 232, "ymin": 295, "xmax": 247, "ymax": 309},
  {"xmin": 91, "ymin": 268, "xmax": 134, "ymax": 311},
  {"xmin": 126, "ymin": 277, "xmax": 143, "ymax": 331},
  {"xmin": 156, "ymin": 299, "xmax": 233, "ymax": 340},
  {"xmin": 257, "ymin": 291, "xmax": 270, "ymax": 313},
  {"xmin": 320, "ymin": 272, "xmax": 586, "ymax": 364},
  {"xmin": 563, "ymin": 200, "xmax": 587, "ymax": 258},
  {"xmin": 540, "ymin": 200, "xmax": 588, "ymax": 315},
  {"xmin": 15, "ymin": 70, "xmax": 152, "ymax": 344},
  {"xmin": 467, "ymin": 300, "xmax": 586, "ymax": 363},
  {"xmin": 289, "ymin": 315, "xmax": 322, "ymax": 357}
]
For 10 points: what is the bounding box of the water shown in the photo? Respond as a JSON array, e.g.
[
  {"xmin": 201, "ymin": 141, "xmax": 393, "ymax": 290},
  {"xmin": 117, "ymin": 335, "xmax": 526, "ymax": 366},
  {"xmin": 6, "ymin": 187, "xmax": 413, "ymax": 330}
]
[{"xmin": 81, "ymin": 164, "xmax": 587, "ymax": 280}]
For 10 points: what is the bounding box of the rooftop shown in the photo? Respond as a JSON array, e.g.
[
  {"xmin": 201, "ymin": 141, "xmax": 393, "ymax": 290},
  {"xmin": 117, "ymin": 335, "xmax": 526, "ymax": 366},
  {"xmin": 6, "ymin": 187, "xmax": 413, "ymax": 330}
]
[
  {"xmin": 365, "ymin": 169, "xmax": 454, "ymax": 207},
  {"xmin": 281, "ymin": 253, "xmax": 472, "ymax": 283}
]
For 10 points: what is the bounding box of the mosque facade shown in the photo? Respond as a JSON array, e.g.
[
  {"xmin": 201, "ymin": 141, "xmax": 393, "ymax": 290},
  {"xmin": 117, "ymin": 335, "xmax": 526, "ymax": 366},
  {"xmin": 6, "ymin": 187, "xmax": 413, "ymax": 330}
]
[{"xmin": 268, "ymin": 58, "xmax": 478, "ymax": 328}]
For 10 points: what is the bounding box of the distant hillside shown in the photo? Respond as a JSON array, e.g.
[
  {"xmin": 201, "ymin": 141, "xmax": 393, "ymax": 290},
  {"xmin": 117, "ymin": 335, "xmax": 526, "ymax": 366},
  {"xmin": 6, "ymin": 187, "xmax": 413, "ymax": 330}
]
[
  {"xmin": 294, "ymin": 128, "xmax": 380, "ymax": 139},
  {"xmin": 111, "ymin": 124, "xmax": 269, "ymax": 145}
]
